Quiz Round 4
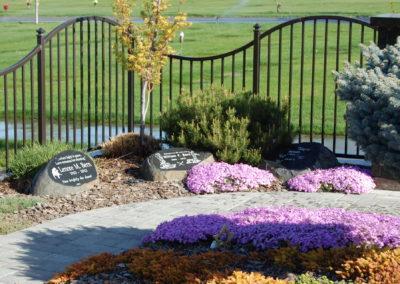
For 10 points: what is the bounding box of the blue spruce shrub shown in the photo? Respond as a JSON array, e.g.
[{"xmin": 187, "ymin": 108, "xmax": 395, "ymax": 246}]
[{"xmin": 334, "ymin": 40, "xmax": 400, "ymax": 176}]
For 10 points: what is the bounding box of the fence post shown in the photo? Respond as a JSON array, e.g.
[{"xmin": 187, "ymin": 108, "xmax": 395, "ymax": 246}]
[
  {"xmin": 127, "ymin": 28, "xmax": 134, "ymax": 133},
  {"xmin": 370, "ymin": 14, "xmax": 400, "ymax": 48},
  {"xmin": 127, "ymin": 70, "xmax": 133, "ymax": 132},
  {"xmin": 252, "ymin": 23, "xmax": 261, "ymax": 95},
  {"xmin": 36, "ymin": 28, "xmax": 46, "ymax": 144}
]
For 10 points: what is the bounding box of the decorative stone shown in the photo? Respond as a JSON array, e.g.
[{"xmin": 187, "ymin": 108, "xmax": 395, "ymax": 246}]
[
  {"xmin": 141, "ymin": 147, "xmax": 215, "ymax": 182},
  {"xmin": 30, "ymin": 150, "xmax": 98, "ymax": 196},
  {"xmin": 263, "ymin": 142, "xmax": 339, "ymax": 182}
]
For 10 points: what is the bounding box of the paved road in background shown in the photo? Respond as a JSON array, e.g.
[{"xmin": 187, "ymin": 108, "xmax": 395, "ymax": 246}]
[{"xmin": 0, "ymin": 16, "xmax": 370, "ymax": 24}]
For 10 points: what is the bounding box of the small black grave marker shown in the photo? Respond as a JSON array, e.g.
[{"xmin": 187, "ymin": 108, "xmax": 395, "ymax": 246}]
[
  {"xmin": 141, "ymin": 148, "xmax": 214, "ymax": 181},
  {"xmin": 278, "ymin": 142, "xmax": 337, "ymax": 170},
  {"xmin": 47, "ymin": 150, "xmax": 97, "ymax": 186},
  {"xmin": 152, "ymin": 148, "xmax": 205, "ymax": 171},
  {"xmin": 31, "ymin": 150, "xmax": 98, "ymax": 196}
]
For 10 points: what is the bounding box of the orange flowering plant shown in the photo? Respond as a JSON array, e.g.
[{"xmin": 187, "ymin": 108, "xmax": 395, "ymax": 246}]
[{"xmin": 113, "ymin": 0, "xmax": 190, "ymax": 144}]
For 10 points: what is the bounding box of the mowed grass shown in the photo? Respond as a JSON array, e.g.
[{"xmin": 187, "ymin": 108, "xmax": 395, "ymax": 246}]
[
  {"xmin": 0, "ymin": 21, "xmax": 373, "ymax": 135},
  {"xmin": 0, "ymin": 196, "xmax": 40, "ymax": 213},
  {"xmin": 0, "ymin": 0, "xmax": 397, "ymax": 17},
  {"xmin": 0, "ymin": 196, "xmax": 41, "ymax": 234}
]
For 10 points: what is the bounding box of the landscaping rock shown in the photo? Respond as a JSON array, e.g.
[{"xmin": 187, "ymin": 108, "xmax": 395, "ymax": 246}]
[
  {"xmin": 263, "ymin": 160, "xmax": 308, "ymax": 182},
  {"xmin": 141, "ymin": 148, "xmax": 215, "ymax": 182},
  {"xmin": 30, "ymin": 150, "xmax": 98, "ymax": 197},
  {"xmin": 263, "ymin": 142, "xmax": 339, "ymax": 182}
]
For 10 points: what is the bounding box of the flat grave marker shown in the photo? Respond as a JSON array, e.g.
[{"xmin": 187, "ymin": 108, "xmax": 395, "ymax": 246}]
[{"xmin": 142, "ymin": 148, "xmax": 214, "ymax": 182}]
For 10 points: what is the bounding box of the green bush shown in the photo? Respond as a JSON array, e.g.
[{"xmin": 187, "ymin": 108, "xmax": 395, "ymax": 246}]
[
  {"xmin": 161, "ymin": 87, "xmax": 292, "ymax": 165},
  {"xmin": 225, "ymin": 91, "xmax": 293, "ymax": 158},
  {"xmin": 295, "ymin": 273, "xmax": 340, "ymax": 284},
  {"xmin": 9, "ymin": 142, "xmax": 75, "ymax": 179},
  {"xmin": 334, "ymin": 41, "xmax": 400, "ymax": 176}
]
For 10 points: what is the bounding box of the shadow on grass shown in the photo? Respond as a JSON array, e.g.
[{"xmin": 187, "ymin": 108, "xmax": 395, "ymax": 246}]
[{"xmin": 6, "ymin": 225, "xmax": 151, "ymax": 282}]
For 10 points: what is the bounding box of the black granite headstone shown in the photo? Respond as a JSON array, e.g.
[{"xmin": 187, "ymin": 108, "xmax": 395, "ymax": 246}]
[
  {"xmin": 263, "ymin": 143, "xmax": 339, "ymax": 181},
  {"xmin": 31, "ymin": 150, "xmax": 98, "ymax": 196},
  {"xmin": 141, "ymin": 148, "xmax": 214, "ymax": 181},
  {"xmin": 151, "ymin": 148, "xmax": 206, "ymax": 171},
  {"xmin": 47, "ymin": 150, "xmax": 97, "ymax": 186},
  {"xmin": 278, "ymin": 143, "xmax": 323, "ymax": 170}
]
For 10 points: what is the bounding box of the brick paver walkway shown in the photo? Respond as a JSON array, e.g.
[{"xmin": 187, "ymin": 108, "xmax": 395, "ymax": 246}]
[{"xmin": 1, "ymin": 190, "xmax": 400, "ymax": 283}]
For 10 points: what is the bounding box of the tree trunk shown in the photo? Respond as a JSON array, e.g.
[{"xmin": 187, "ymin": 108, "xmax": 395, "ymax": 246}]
[
  {"xmin": 35, "ymin": 0, "xmax": 39, "ymax": 24},
  {"xmin": 140, "ymin": 80, "xmax": 148, "ymax": 146}
]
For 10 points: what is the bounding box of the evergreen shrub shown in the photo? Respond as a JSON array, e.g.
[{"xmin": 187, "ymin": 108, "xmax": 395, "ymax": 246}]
[
  {"xmin": 335, "ymin": 41, "xmax": 400, "ymax": 175},
  {"xmin": 9, "ymin": 142, "xmax": 75, "ymax": 179},
  {"xmin": 160, "ymin": 87, "xmax": 292, "ymax": 165}
]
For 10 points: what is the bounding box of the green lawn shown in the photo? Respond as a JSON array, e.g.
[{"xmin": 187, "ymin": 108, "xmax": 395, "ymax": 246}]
[
  {"xmin": 0, "ymin": 0, "xmax": 398, "ymax": 18},
  {"xmin": 0, "ymin": 196, "xmax": 41, "ymax": 234},
  {"xmin": 0, "ymin": 0, "xmax": 391, "ymax": 164},
  {"xmin": 0, "ymin": 21, "xmax": 373, "ymax": 135},
  {"xmin": 0, "ymin": 196, "xmax": 40, "ymax": 213}
]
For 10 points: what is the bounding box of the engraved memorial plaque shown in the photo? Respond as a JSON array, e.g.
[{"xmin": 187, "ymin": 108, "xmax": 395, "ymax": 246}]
[
  {"xmin": 31, "ymin": 150, "xmax": 98, "ymax": 196},
  {"xmin": 278, "ymin": 143, "xmax": 335, "ymax": 170},
  {"xmin": 141, "ymin": 147, "xmax": 214, "ymax": 181},
  {"xmin": 47, "ymin": 150, "xmax": 97, "ymax": 186},
  {"xmin": 153, "ymin": 148, "xmax": 202, "ymax": 171}
]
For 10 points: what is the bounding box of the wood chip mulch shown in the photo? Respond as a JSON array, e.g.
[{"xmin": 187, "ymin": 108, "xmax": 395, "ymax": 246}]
[
  {"xmin": 0, "ymin": 155, "xmax": 284, "ymax": 232},
  {"xmin": 0, "ymin": 156, "xmax": 191, "ymax": 229}
]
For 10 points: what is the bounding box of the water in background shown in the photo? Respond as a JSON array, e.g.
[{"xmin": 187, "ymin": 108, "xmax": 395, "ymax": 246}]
[{"xmin": 0, "ymin": 120, "xmax": 362, "ymax": 157}]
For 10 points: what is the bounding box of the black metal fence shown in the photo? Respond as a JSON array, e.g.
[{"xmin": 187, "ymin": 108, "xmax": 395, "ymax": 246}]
[{"xmin": 0, "ymin": 15, "xmax": 394, "ymax": 170}]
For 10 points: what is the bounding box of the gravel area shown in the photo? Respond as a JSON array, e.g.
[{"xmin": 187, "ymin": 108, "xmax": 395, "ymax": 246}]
[{"xmin": 0, "ymin": 156, "xmax": 282, "ymax": 232}]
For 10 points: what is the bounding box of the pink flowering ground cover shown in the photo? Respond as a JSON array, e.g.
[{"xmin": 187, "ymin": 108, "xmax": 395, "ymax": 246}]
[
  {"xmin": 143, "ymin": 207, "xmax": 400, "ymax": 252},
  {"xmin": 186, "ymin": 162, "xmax": 276, "ymax": 194},
  {"xmin": 287, "ymin": 166, "xmax": 375, "ymax": 194}
]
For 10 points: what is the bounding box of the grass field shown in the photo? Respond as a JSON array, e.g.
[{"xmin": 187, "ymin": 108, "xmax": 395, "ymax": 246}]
[
  {"xmin": 0, "ymin": 196, "xmax": 40, "ymax": 234},
  {"xmin": 0, "ymin": 20, "xmax": 373, "ymax": 133},
  {"xmin": 0, "ymin": 1, "xmax": 393, "ymax": 166},
  {"xmin": 0, "ymin": 0, "xmax": 398, "ymax": 18}
]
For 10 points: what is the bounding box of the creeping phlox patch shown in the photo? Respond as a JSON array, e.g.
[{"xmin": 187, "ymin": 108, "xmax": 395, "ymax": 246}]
[
  {"xmin": 186, "ymin": 162, "xmax": 277, "ymax": 194},
  {"xmin": 287, "ymin": 166, "xmax": 375, "ymax": 194},
  {"xmin": 143, "ymin": 206, "xmax": 400, "ymax": 251}
]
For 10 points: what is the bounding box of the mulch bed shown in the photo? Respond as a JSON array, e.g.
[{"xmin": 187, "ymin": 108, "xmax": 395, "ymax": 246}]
[
  {"xmin": 0, "ymin": 156, "xmax": 191, "ymax": 230},
  {"xmin": 0, "ymin": 155, "xmax": 283, "ymax": 232}
]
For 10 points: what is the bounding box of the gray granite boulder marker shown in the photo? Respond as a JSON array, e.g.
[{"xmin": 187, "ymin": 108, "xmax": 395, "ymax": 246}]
[
  {"xmin": 30, "ymin": 150, "xmax": 98, "ymax": 196},
  {"xmin": 141, "ymin": 147, "xmax": 215, "ymax": 182},
  {"xmin": 264, "ymin": 142, "xmax": 339, "ymax": 182}
]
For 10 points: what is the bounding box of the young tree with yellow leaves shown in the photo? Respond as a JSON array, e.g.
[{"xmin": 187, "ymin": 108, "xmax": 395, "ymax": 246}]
[{"xmin": 113, "ymin": 0, "xmax": 190, "ymax": 145}]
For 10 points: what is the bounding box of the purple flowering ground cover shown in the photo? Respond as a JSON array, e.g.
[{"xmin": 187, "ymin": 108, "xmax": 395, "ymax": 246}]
[
  {"xmin": 287, "ymin": 166, "xmax": 375, "ymax": 194},
  {"xmin": 186, "ymin": 162, "xmax": 276, "ymax": 194},
  {"xmin": 143, "ymin": 207, "xmax": 400, "ymax": 252}
]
